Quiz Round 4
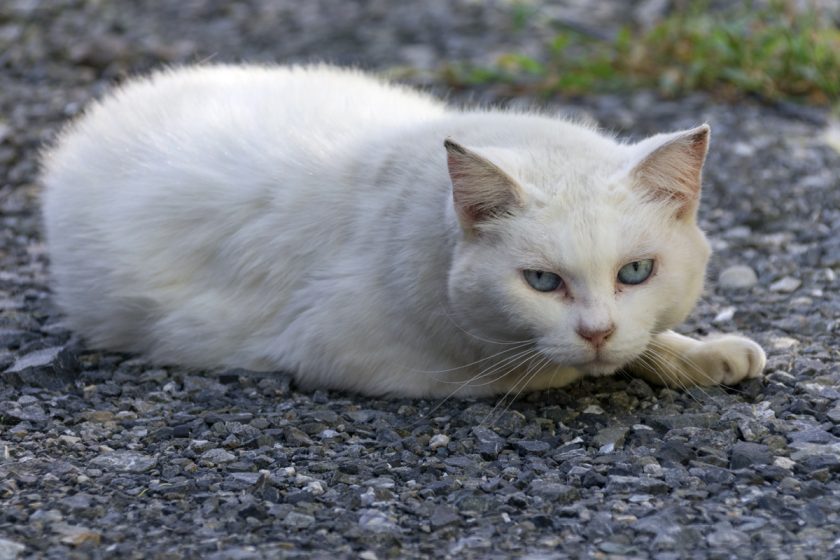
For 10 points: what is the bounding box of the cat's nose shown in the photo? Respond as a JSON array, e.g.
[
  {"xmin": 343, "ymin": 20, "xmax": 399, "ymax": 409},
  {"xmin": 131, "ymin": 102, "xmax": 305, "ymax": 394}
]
[{"xmin": 576, "ymin": 324, "xmax": 615, "ymax": 348}]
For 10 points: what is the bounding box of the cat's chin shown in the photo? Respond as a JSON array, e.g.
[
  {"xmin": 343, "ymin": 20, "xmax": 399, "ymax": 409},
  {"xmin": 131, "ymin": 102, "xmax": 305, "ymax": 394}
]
[{"xmin": 578, "ymin": 359, "xmax": 623, "ymax": 377}]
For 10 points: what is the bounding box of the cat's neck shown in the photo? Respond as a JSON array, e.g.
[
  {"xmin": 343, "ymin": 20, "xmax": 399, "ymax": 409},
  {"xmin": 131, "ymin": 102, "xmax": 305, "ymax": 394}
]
[{"xmin": 348, "ymin": 124, "xmax": 506, "ymax": 372}]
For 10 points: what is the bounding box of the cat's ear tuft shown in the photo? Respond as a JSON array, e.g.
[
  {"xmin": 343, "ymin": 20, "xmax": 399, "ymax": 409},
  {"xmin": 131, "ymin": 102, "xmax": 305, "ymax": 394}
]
[
  {"xmin": 444, "ymin": 139, "xmax": 524, "ymax": 234},
  {"xmin": 629, "ymin": 124, "xmax": 710, "ymax": 219}
]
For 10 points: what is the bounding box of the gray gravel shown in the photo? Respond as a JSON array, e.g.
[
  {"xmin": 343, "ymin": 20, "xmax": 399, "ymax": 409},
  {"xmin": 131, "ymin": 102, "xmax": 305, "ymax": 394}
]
[{"xmin": 2, "ymin": 1, "xmax": 839, "ymax": 558}]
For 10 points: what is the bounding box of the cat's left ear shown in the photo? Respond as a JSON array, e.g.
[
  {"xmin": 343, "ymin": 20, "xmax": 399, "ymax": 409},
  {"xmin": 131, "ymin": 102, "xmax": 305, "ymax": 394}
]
[
  {"xmin": 444, "ymin": 139, "xmax": 525, "ymax": 235},
  {"xmin": 628, "ymin": 124, "xmax": 710, "ymax": 219}
]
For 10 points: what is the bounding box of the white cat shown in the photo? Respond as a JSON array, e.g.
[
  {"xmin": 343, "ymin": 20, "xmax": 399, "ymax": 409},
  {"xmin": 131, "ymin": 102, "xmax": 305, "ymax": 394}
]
[{"xmin": 41, "ymin": 65, "xmax": 766, "ymax": 398}]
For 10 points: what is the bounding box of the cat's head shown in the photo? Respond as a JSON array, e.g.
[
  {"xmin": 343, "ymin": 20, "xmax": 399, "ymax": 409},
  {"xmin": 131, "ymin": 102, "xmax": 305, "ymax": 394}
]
[{"xmin": 444, "ymin": 124, "xmax": 712, "ymax": 377}]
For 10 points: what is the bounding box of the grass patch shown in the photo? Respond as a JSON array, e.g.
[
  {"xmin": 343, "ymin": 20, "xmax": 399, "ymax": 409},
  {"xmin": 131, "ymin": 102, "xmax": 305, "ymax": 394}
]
[{"xmin": 443, "ymin": 1, "xmax": 840, "ymax": 105}]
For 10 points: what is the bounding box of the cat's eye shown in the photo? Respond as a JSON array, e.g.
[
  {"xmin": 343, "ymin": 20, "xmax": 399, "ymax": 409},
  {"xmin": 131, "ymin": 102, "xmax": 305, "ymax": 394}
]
[
  {"xmin": 523, "ymin": 269, "xmax": 563, "ymax": 292},
  {"xmin": 617, "ymin": 259, "xmax": 655, "ymax": 285}
]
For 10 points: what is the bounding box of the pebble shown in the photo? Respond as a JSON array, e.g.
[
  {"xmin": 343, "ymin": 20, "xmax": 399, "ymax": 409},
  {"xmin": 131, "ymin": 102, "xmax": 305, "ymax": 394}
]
[
  {"xmin": 706, "ymin": 526, "xmax": 748, "ymax": 547},
  {"xmin": 718, "ymin": 265, "xmax": 758, "ymax": 289},
  {"xmin": 730, "ymin": 442, "xmax": 773, "ymax": 469},
  {"xmin": 90, "ymin": 451, "xmax": 157, "ymax": 473},
  {"xmin": 429, "ymin": 434, "xmax": 450, "ymax": 450},
  {"xmin": 773, "ymin": 457, "xmax": 796, "ymax": 470},
  {"xmin": 713, "ymin": 306, "xmax": 736, "ymax": 323},
  {"xmin": 53, "ymin": 523, "xmax": 102, "ymax": 546},
  {"xmin": 0, "ymin": 538, "xmax": 25, "ymax": 560},
  {"xmin": 200, "ymin": 448, "xmax": 236, "ymax": 464},
  {"xmin": 429, "ymin": 505, "xmax": 461, "ymax": 529},
  {"xmin": 513, "ymin": 439, "xmax": 551, "ymax": 454},
  {"xmin": 769, "ymin": 277, "xmax": 801, "ymax": 293},
  {"xmin": 770, "ymin": 337, "xmax": 800, "ymax": 350},
  {"xmin": 2, "ymin": 346, "xmax": 79, "ymax": 389},
  {"xmin": 358, "ymin": 510, "xmax": 399, "ymax": 534},
  {"xmin": 594, "ymin": 426, "xmax": 629, "ymax": 453},
  {"xmin": 283, "ymin": 512, "xmax": 315, "ymax": 529}
]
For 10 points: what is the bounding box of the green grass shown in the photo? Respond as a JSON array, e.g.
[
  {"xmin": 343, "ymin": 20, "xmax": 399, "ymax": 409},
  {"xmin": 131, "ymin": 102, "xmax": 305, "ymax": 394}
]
[{"xmin": 443, "ymin": 1, "xmax": 840, "ymax": 105}]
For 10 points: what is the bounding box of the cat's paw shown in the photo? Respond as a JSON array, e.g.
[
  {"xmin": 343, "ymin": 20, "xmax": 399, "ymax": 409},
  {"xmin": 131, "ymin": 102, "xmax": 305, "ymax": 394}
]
[{"xmin": 685, "ymin": 335, "xmax": 766, "ymax": 386}]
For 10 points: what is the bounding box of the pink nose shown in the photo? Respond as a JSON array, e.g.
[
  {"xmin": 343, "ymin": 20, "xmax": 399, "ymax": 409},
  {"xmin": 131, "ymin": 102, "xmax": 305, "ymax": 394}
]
[{"xmin": 576, "ymin": 324, "xmax": 615, "ymax": 348}]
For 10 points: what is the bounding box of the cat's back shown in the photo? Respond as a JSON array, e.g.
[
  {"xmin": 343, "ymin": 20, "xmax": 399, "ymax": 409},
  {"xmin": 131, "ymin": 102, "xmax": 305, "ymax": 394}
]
[
  {"xmin": 40, "ymin": 65, "xmax": 447, "ymax": 362},
  {"xmin": 99, "ymin": 64, "xmax": 444, "ymax": 135},
  {"xmin": 44, "ymin": 65, "xmax": 445, "ymax": 183}
]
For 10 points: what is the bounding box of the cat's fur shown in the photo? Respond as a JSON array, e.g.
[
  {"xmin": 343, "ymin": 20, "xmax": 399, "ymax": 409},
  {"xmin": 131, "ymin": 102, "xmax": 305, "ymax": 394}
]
[{"xmin": 41, "ymin": 65, "xmax": 766, "ymax": 397}]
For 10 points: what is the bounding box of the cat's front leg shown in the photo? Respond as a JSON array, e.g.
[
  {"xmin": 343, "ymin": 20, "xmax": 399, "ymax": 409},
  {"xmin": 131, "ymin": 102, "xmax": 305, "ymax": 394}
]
[{"xmin": 627, "ymin": 330, "xmax": 766, "ymax": 388}]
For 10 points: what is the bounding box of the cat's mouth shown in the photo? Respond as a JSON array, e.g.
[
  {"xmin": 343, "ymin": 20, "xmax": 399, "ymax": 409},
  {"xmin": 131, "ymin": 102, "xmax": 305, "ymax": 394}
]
[
  {"xmin": 537, "ymin": 341, "xmax": 630, "ymax": 377},
  {"xmin": 580, "ymin": 358, "xmax": 622, "ymax": 377}
]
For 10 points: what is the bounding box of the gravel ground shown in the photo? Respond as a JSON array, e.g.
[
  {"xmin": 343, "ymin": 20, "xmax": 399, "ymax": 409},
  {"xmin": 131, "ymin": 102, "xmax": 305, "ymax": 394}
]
[{"xmin": 2, "ymin": 1, "xmax": 839, "ymax": 558}]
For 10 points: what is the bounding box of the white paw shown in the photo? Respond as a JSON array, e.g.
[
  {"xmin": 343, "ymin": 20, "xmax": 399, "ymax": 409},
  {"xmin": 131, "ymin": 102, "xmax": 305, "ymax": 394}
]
[{"xmin": 686, "ymin": 335, "xmax": 767, "ymax": 386}]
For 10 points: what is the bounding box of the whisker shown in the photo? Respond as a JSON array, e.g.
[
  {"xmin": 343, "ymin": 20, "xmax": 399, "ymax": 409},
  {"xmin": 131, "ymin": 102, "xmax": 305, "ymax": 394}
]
[
  {"xmin": 640, "ymin": 348, "xmax": 700, "ymax": 403},
  {"xmin": 481, "ymin": 354, "xmax": 551, "ymax": 427},
  {"xmin": 646, "ymin": 339, "xmax": 734, "ymax": 394},
  {"xmin": 463, "ymin": 348, "xmax": 540, "ymax": 388},
  {"xmin": 420, "ymin": 347, "xmax": 538, "ymax": 419},
  {"xmin": 414, "ymin": 340, "xmax": 534, "ymax": 375},
  {"xmin": 644, "ymin": 341, "xmax": 726, "ymax": 401}
]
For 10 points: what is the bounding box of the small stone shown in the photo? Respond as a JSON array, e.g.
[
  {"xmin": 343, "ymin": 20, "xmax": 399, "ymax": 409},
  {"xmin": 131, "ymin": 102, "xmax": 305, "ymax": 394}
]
[
  {"xmin": 284, "ymin": 427, "xmax": 314, "ymax": 446},
  {"xmin": 706, "ymin": 527, "xmax": 748, "ymax": 547},
  {"xmin": 0, "ymin": 538, "xmax": 25, "ymax": 559},
  {"xmin": 737, "ymin": 418, "xmax": 769, "ymax": 442},
  {"xmin": 650, "ymin": 413, "xmax": 718, "ymax": 432},
  {"xmin": 529, "ymin": 481, "xmax": 580, "ymax": 503},
  {"xmin": 643, "ymin": 463, "xmax": 663, "ymax": 477},
  {"xmin": 2, "ymin": 346, "xmax": 80, "ymax": 389},
  {"xmin": 429, "ymin": 505, "xmax": 461, "ymax": 529},
  {"xmin": 283, "ymin": 511, "xmax": 315, "ymax": 529},
  {"xmin": 598, "ymin": 542, "xmax": 633, "ymax": 554},
  {"xmin": 730, "ymin": 442, "xmax": 772, "ymax": 469},
  {"xmin": 90, "ymin": 451, "xmax": 157, "ymax": 473},
  {"xmin": 513, "ymin": 439, "xmax": 550, "ymax": 454},
  {"xmin": 0, "ymin": 329, "xmax": 35, "ymax": 348},
  {"xmin": 429, "ymin": 434, "xmax": 450, "ymax": 450},
  {"xmin": 774, "ymin": 457, "xmax": 796, "ymax": 470},
  {"xmin": 189, "ymin": 440, "xmax": 213, "ymax": 453},
  {"xmin": 358, "ymin": 509, "xmax": 399, "ymax": 533},
  {"xmin": 718, "ymin": 265, "xmax": 758, "ymax": 289},
  {"xmin": 53, "ymin": 523, "xmax": 102, "ymax": 546},
  {"xmin": 713, "ymin": 306, "xmax": 736, "ymax": 323},
  {"xmin": 305, "ymin": 480, "xmax": 326, "ymax": 496},
  {"xmin": 788, "ymin": 428, "xmax": 836, "ymax": 444},
  {"xmin": 583, "ymin": 405, "xmax": 605, "ymax": 415},
  {"xmin": 200, "ymin": 448, "xmax": 236, "ymax": 464},
  {"xmin": 229, "ymin": 472, "xmax": 261, "ymax": 486},
  {"xmin": 625, "ymin": 379, "xmax": 655, "ymax": 399},
  {"xmin": 84, "ymin": 410, "xmax": 115, "ymax": 423},
  {"xmin": 771, "ymin": 337, "xmax": 800, "ymax": 350},
  {"xmin": 790, "ymin": 438, "xmax": 840, "ymax": 458},
  {"xmin": 769, "ymin": 276, "xmax": 801, "ymax": 293},
  {"xmin": 581, "ymin": 471, "xmax": 607, "ymax": 488},
  {"xmin": 606, "ymin": 475, "xmax": 668, "ymax": 495},
  {"xmin": 594, "ymin": 426, "xmax": 629, "ymax": 453},
  {"xmin": 472, "ymin": 427, "xmax": 504, "ymax": 459},
  {"xmin": 318, "ymin": 429, "xmax": 340, "ymax": 439},
  {"xmin": 6, "ymin": 405, "xmax": 48, "ymax": 424}
]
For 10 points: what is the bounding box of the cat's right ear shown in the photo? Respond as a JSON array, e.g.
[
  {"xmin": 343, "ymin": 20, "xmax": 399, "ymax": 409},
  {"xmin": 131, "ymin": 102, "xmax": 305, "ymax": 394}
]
[
  {"xmin": 444, "ymin": 139, "xmax": 524, "ymax": 235},
  {"xmin": 628, "ymin": 124, "xmax": 710, "ymax": 220}
]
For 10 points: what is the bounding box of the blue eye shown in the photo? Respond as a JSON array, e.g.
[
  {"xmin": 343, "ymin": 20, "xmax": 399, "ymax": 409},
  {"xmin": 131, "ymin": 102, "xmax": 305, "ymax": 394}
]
[
  {"xmin": 618, "ymin": 259, "xmax": 655, "ymax": 285},
  {"xmin": 523, "ymin": 270, "xmax": 563, "ymax": 292}
]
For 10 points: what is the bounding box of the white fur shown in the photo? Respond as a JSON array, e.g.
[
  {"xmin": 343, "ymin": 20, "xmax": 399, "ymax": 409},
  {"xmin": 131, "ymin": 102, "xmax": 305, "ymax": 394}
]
[{"xmin": 41, "ymin": 64, "xmax": 764, "ymax": 397}]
